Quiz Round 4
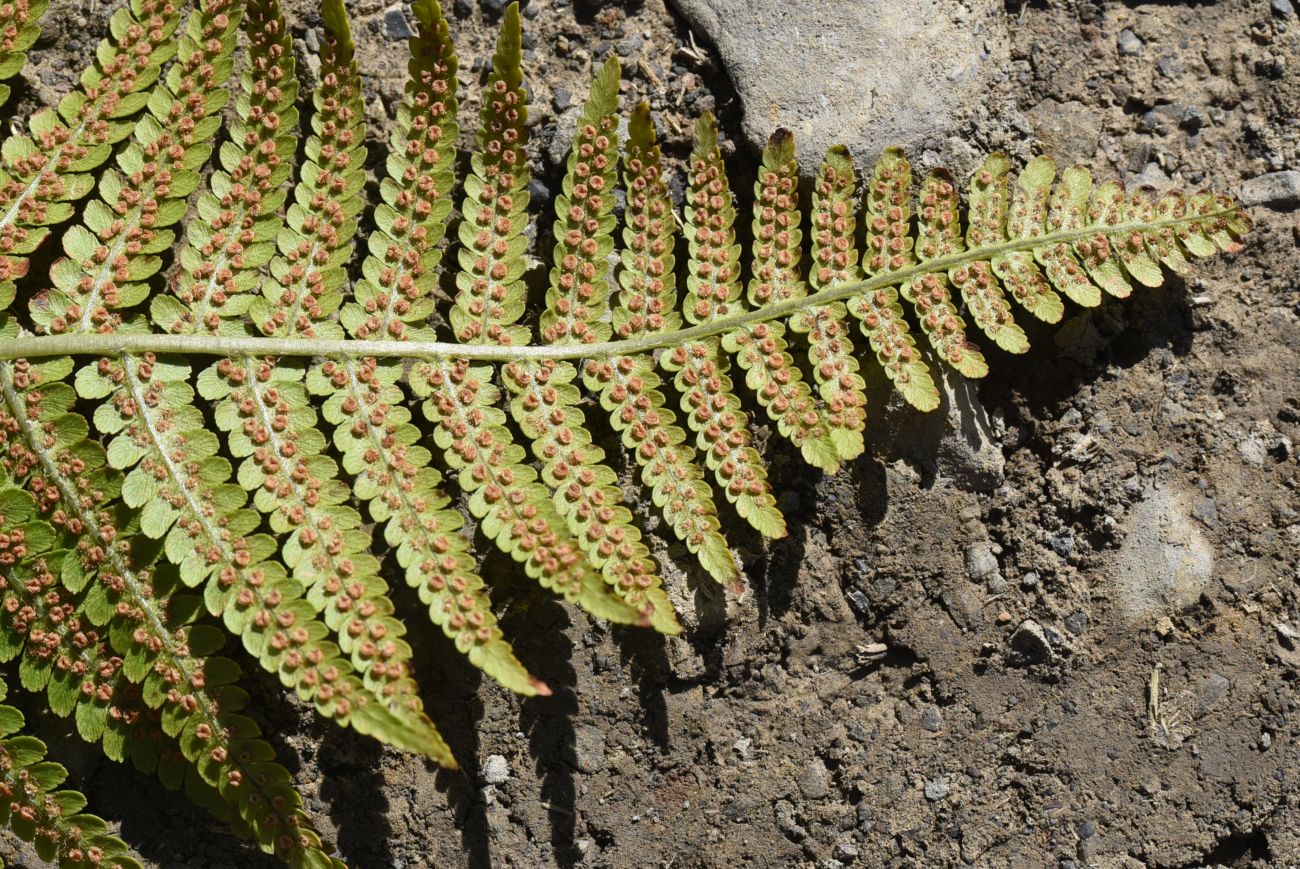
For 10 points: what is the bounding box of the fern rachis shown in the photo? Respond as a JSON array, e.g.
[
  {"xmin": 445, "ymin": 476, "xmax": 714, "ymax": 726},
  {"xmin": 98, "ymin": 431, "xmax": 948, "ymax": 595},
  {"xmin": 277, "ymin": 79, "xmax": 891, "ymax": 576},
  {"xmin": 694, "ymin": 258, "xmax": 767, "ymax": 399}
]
[{"xmin": 0, "ymin": 0, "xmax": 1252, "ymax": 863}]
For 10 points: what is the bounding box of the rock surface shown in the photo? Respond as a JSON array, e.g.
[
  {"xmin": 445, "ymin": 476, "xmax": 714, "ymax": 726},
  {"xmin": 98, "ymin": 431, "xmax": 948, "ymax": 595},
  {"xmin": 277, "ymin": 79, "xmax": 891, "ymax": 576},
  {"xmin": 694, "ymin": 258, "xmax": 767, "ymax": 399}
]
[
  {"xmin": 666, "ymin": 0, "xmax": 1008, "ymax": 167},
  {"xmin": 1112, "ymin": 489, "xmax": 1215, "ymax": 623},
  {"xmin": 1239, "ymin": 170, "xmax": 1300, "ymax": 209}
]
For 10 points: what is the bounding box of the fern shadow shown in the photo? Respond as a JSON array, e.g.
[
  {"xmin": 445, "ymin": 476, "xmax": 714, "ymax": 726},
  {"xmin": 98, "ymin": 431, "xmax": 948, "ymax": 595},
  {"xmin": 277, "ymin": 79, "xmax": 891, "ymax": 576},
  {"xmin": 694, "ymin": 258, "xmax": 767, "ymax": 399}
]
[
  {"xmin": 389, "ymin": 571, "xmax": 494, "ymax": 869},
  {"xmin": 498, "ymin": 579, "xmax": 582, "ymax": 866},
  {"xmin": 317, "ymin": 726, "xmax": 395, "ymax": 869}
]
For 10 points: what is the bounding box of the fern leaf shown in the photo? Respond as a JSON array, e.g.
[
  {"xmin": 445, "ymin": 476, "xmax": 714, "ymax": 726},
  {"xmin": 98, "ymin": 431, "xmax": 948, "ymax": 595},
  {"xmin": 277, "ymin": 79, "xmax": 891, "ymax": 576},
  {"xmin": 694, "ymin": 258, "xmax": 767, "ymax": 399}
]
[
  {"xmin": 0, "ymin": 359, "xmax": 340, "ymax": 866},
  {"xmin": 668, "ymin": 113, "xmax": 784, "ymax": 539},
  {"xmin": 0, "ymin": 0, "xmax": 48, "ymax": 108},
  {"xmin": 312, "ymin": 1, "xmax": 547, "ymax": 696},
  {"xmin": 413, "ymin": 358, "xmax": 643, "ymax": 626},
  {"xmin": 912, "ymin": 169, "xmax": 988, "ymax": 377},
  {"xmin": 196, "ymin": 0, "xmax": 452, "ymax": 762},
  {"xmin": 431, "ymin": 6, "xmax": 646, "ymax": 627},
  {"xmin": 0, "ymin": 0, "xmax": 179, "ymax": 305},
  {"xmin": 798, "ymin": 146, "xmax": 870, "ymax": 459},
  {"xmin": 0, "ymin": 673, "xmax": 144, "ymax": 869},
  {"xmin": 520, "ymin": 60, "xmax": 678, "ymax": 630},
  {"xmin": 853, "ymin": 148, "xmax": 939, "ymax": 411},
  {"xmin": 450, "ymin": 0, "xmax": 530, "ymax": 346},
  {"xmin": 726, "ymin": 128, "xmax": 839, "ymax": 472},
  {"xmin": 584, "ymin": 102, "xmax": 739, "ymax": 588}
]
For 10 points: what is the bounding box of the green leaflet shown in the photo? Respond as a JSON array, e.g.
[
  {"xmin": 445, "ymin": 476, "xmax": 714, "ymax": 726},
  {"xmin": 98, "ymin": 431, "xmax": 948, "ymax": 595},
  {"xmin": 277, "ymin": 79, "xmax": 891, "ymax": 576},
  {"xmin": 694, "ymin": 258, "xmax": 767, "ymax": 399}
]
[
  {"xmin": 0, "ymin": 672, "xmax": 144, "ymax": 869},
  {"xmin": 674, "ymin": 114, "xmax": 785, "ymax": 538}
]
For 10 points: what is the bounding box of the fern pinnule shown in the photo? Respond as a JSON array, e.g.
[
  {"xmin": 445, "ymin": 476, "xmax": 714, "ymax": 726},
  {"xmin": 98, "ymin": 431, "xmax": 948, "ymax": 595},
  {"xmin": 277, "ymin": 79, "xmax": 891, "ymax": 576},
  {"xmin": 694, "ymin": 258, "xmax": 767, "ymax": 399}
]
[
  {"xmin": 0, "ymin": 672, "xmax": 143, "ymax": 869},
  {"xmin": 450, "ymin": 0, "xmax": 530, "ymax": 347},
  {"xmin": 0, "ymin": 0, "xmax": 179, "ymax": 304},
  {"xmin": 851, "ymin": 148, "xmax": 938, "ymax": 411},
  {"xmin": 993, "ymin": 154, "xmax": 1067, "ymax": 321},
  {"xmin": 947, "ymin": 154, "xmax": 1030, "ymax": 352},
  {"xmin": 797, "ymin": 146, "xmax": 870, "ymax": 460},
  {"xmin": 584, "ymin": 103, "xmax": 740, "ymax": 589},
  {"xmin": 0, "ymin": 487, "xmax": 243, "ymax": 833},
  {"xmin": 157, "ymin": 0, "xmax": 299, "ymax": 337},
  {"xmin": 412, "ymin": 358, "xmax": 644, "ymax": 628},
  {"xmin": 724, "ymin": 128, "xmax": 839, "ymax": 473},
  {"xmin": 910, "ymin": 168, "xmax": 988, "ymax": 377},
  {"xmin": 664, "ymin": 113, "xmax": 784, "ymax": 540}
]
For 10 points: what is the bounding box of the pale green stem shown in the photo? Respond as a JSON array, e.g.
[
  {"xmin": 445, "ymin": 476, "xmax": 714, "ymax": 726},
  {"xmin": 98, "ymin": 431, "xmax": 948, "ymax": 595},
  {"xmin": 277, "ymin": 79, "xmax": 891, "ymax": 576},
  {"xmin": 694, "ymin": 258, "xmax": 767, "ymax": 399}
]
[{"xmin": 0, "ymin": 213, "xmax": 1234, "ymax": 362}]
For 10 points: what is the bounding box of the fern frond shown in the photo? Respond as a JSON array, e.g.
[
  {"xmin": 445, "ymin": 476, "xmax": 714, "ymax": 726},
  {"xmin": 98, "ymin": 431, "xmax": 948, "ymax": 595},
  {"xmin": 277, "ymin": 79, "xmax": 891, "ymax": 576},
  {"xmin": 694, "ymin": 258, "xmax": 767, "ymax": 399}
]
[
  {"xmin": 666, "ymin": 113, "xmax": 784, "ymax": 539},
  {"xmin": 515, "ymin": 58, "xmax": 678, "ymax": 631},
  {"xmin": 0, "ymin": 672, "xmax": 143, "ymax": 869},
  {"xmin": 725, "ymin": 128, "xmax": 838, "ymax": 472},
  {"xmin": 195, "ymin": 0, "xmax": 452, "ymax": 763},
  {"xmin": 0, "ymin": 0, "xmax": 48, "ymax": 108},
  {"xmin": 584, "ymin": 102, "xmax": 739, "ymax": 588},
  {"xmin": 311, "ymin": 0, "xmax": 547, "ymax": 697},
  {"xmin": 0, "ymin": 0, "xmax": 181, "ymax": 318},
  {"xmin": 0, "ymin": 359, "xmax": 340, "ymax": 866}
]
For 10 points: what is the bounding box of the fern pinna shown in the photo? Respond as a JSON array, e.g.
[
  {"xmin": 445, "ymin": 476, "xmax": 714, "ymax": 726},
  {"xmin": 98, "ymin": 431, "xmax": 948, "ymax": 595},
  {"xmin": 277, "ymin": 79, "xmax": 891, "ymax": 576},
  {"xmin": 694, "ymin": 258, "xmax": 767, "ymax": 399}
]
[{"xmin": 0, "ymin": 0, "xmax": 1250, "ymax": 863}]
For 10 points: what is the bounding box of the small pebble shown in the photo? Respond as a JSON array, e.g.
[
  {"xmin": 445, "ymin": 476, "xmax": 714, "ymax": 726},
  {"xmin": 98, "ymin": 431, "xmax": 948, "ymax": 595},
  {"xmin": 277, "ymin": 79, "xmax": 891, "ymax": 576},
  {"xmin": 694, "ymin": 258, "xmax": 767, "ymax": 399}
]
[
  {"xmin": 1117, "ymin": 29, "xmax": 1143, "ymax": 57},
  {"xmin": 924, "ymin": 778, "xmax": 949, "ymax": 801},
  {"xmin": 482, "ymin": 754, "xmax": 509, "ymax": 785},
  {"xmin": 382, "ymin": 6, "xmax": 414, "ymax": 40},
  {"xmin": 920, "ymin": 705, "xmax": 943, "ymax": 733}
]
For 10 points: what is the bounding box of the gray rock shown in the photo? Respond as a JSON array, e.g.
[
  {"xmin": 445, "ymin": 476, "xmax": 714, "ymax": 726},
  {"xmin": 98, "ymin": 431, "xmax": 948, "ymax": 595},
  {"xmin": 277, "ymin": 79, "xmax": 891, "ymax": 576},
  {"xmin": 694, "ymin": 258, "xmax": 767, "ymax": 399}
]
[
  {"xmin": 667, "ymin": 0, "xmax": 1008, "ymax": 168},
  {"xmin": 1196, "ymin": 672, "xmax": 1230, "ymax": 714},
  {"xmin": 774, "ymin": 798, "xmax": 807, "ymax": 841},
  {"xmin": 920, "ymin": 705, "xmax": 943, "ymax": 732},
  {"xmin": 936, "ymin": 373, "xmax": 1005, "ymax": 492},
  {"xmin": 1239, "ymin": 171, "xmax": 1300, "ymax": 210},
  {"xmin": 1117, "ymin": 29, "xmax": 1143, "ymax": 57},
  {"xmin": 1007, "ymin": 619, "xmax": 1056, "ymax": 667},
  {"xmin": 565, "ymin": 725, "xmax": 607, "ymax": 773},
  {"xmin": 924, "ymin": 778, "xmax": 950, "ymax": 801},
  {"xmin": 482, "ymin": 754, "xmax": 510, "ymax": 785},
  {"xmin": 833, "ymin": 841, "xmax": 860, "ymax": 862},
  {"xmin": 964, "ymin": 543, "xmax": 1000, "ymax": 582},
  {"xmin": 1112, "ymin": 489, "xmax": 1214, "ymax": 623},
  {"xmin": 1272, "ymin": 0, "xmax": 1297, "ymax": 18},
  {"xmin": 797, "ymin": 758, "xmax": 830, "ymax": 800},
  {"xmin": 382, "ymin": 6, "xmax": 415, "ymax": 40}
]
